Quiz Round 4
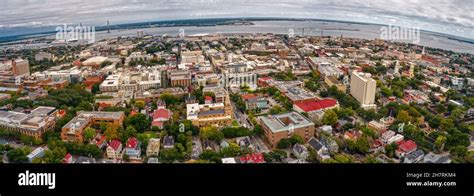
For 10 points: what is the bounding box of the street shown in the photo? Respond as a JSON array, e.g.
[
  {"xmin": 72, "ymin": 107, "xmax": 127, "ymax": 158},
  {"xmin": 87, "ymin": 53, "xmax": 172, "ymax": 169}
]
[{"xmin": 230, "ymin": 101, "xmax": 254, "ymax": 129}]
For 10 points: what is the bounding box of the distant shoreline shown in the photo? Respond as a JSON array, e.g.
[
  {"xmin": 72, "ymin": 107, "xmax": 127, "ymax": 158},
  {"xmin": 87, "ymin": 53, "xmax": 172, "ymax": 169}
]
[{"xmin": 0, "ymin": 17, "xmax": 473, "ymax": 54}]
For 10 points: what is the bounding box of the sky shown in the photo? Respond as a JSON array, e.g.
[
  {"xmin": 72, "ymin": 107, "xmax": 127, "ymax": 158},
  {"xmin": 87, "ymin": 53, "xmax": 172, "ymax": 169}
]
[{"xmin": 0, "ymin": 0, "xmax": 473, "ymax": 39}]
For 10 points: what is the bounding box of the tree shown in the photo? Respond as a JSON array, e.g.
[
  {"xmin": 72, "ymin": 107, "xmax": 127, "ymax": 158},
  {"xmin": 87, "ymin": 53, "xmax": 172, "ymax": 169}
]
[
  {"xmin": 269, "ymin": 105, "xmax": 285, "ymax": 115},
  {"xmin": 361, "ymin": 127, "xmax": 376, "ymax": 139},
  {"xmin": 277, "ymin": 138, "xmax": 291, "ymax": 149},
  {"xmin": 355, "ymin": 136, "xmax": 370, "ymax": 154},
  {"xmin": 357, "ymin": 108, "xmax": 380, "ymax": 122},
  {"xmin": 289, "ymin": 135, "xmax": 304, "ymax": 145},
  {"xmin": 322, "ymin": 109, "xmax": 338, "ymax": 126},
  {"xmin": 91, "ymin": 84, "xmax": 100, "ymax": 94},
  {"xmin": 220, "ymin": 143, "xmax": 242, "ymax": 157},
  {"xmin": 263, "ymin": 150, "xmax": 287, "ymax": 163},
  {"xmin": 119, "ymin": 126, "xmax": 138, "ymax": 143},
  {"xmin": 440, "ymin": 119, "xmax": 454, "ymax": 132},
  {"xmin": 160, "ymin": 147, "xmax": 185, "ymax": 163},
  {"xmin": 160, "ymin": 93, "xmax": 181, "ymax": 105},
  {"xmin": 104, "ymin": 125, "xmax": 119, "ymax": 140},
  {"xmin": 332, "ymin": 154, "xmax": 353, "ymax": 163},
  {"xmin": 134, "ymin": 100, "xmax": 145, "ymax": 111},
  {"xmin": 385, "ymin": 143, "xmax": 398, "ymax": 158},
  {"xmin": 83, "ymin": 127, "xmax": 96, "ymax": 143},
  {"xmin": 7, "ymin": 147, "xmax": 31, "ymax": 163},
  {"xmin": 450, "ymin": 108, "xmax": 464, "ymax": 121},
  {"xmin": 77, "ymin": 101, "xmax": 94, "ymax": 111},
  {"xmin": 435, "ymin": 135, "xmax": 447, "ymax": 152},
  {"xmin": 123, "ymin": 154, "xmax": 130, "ymax": 162},
  {"xmin": 380, "ymin": 86, "xmax": 393, "ymax": 97},
  {"xmin": 253, "ymin": 125, "xmax": 263, "ymax": 135},
  {"xmin": 221, "ymin": 127, "xmax": 252, "ymax": 138},
  {"xmin": 200, "ymin": 149, "xmax": 222, "ymax": 163},
  {"xmin": 199, "ymin": 126, "xmax": 223, "ymax": 142},
  {"xmin": 450, "ymin": 145, "xmax": 467, "ymax": 159},
  {"xmin": 396, "ymin": 110, "xmax": 411, "ymax": 123},
  {"xmin": 125, "ymin": 113, "xmax": 151, "ymax": 133}
]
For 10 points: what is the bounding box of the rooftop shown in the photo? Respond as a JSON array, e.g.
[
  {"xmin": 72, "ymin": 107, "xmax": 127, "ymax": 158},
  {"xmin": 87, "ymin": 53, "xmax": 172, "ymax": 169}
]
[
  {"xmin": 259, "ymin": 111, "xmax": 314, "ymax": 133},
  {"xmin": 294, "ymin": 99, "xmax": 338, "ymax": 112}
]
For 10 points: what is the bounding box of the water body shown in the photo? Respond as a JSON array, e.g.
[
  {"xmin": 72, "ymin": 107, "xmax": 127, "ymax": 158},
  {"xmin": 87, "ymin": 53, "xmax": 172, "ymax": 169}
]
[
  {"xmin": 91, "ymin": 20, "xmax": 474, "ymax": 54},
  {"xmin": 2, "ymin": 19, "xmax": 474, "ymax": 54}
]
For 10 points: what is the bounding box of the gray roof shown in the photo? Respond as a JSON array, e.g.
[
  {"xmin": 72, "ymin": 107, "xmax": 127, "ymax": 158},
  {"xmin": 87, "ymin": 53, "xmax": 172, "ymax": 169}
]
[
  {"xmin": 423, "ymin": 152, "xmax": 451, "ymax": 163},
  {"xmin": 308, "ymin": 137, "xmax": 323, "ymax": 150},
  {"xmin": 147, "ymin": 158, "xmax": 159, "ymax": 163},
  {"xmin": 259, "ymin": 112, "xmax": 314, "ymax": 133},
  {"xmin": 293, "ymin": 144, "xmax": 307, "ymax": 154},
  {"xmin": 163, "ymin": 136, "xmax": 175, "ymax": 146},
  {"xmin": 405, "ymin": 149, "xmax": 424, "ymax": 161},
  {"xmin": 74, "ymin": 156, "xmax": 96, "ymax": 163},
  {"xmin": 198, "ymin": 109, "xmax": 225, "ymax": 116},
  {"xmin": 30, "ymin": 106, "xmax": 56, "ymax": 116}
]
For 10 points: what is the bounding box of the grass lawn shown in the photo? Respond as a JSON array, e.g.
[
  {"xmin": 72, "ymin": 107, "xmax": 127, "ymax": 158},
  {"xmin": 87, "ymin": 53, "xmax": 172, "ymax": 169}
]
[
  {"xmin": 469, "ymin": 124, "xmax": 474, "ymax": 131},
  {"xmin": 142, "ymin": 131, "xmax": 158, "ymax": 138}
]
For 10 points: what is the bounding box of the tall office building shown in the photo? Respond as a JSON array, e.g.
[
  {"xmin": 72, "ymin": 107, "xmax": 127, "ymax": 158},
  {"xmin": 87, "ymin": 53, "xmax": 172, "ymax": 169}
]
[
  {"xmin": 350, "ymin": 71, "xmax": 377, "ymax": 110},
  {"xmin": 12, "ymin": 59, "xmax": 30, "ymax": 77}
]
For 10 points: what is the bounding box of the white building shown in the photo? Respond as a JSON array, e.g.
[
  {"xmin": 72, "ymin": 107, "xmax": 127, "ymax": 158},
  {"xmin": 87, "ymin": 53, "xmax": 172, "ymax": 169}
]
[{"xmin": 350, "ymin": 71, "xmax": 376, "ymax": 110}]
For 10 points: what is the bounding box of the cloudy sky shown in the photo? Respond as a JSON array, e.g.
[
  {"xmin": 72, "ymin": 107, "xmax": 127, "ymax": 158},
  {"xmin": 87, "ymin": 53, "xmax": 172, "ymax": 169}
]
[{"xmin": 0, "ymin": 0, "xmax": 473, "ymax": 39}]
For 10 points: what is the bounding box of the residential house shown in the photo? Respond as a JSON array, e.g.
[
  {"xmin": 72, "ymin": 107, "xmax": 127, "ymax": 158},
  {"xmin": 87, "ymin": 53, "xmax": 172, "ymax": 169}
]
[
  {"xmin": 344, "ymin": 130, "xmax": 362, "ymax": 141},
  {"xmin": 292, "ymin": 143, "xmax": 309, "ymax": 160},
  {"xmin": 63, "ymin": 153, "xmax": 73, "ymax": 163},
  {"xmin": 369, "ymin": 139, "xmax": 384, "ymax": 153},
  {"xmin": 320, "ymin": 135, "xmax": 339, "ymax": 153},
  {"xmin": 124, "ymin": 137, "xmax": 141, "ymax": 160},
  {"xmin": 74, "ymin": 156, "xmax": 96, "ymax": 163},
  {"xmin": 307, "ymin": 137, "xmax": 330, "ymax": 160},
  {"xmin": 317, "ymin": 125, "xmax": 333, "ymax": 136},
  {"xmin": 396, "ymin": 140, "xmax": 417, "ymax": 158},
  {"xmin": 163, "ymin": 135, "xmax": 175, "ymax": 149},
  {"xmin": 239, "ymin": 153, "xmax": 265, "ymax": 163},
  {"xmin": 241, "ymin": 94, "xmax": 268, "ymax": 110},
  {"xmin": 27, "ymin": 147, "xmax": 45, "ymax": 162},
  {"xmin": 91, "ymin": 134, "xmax": 107, "ymax": 150},
  {"xmin": 221, "ymin": 157, "xmax": 237, "ymax": 164},
  {"xmin": 146, "ymin": 138, "xmax": 160, "ymax": 157},
  {"xmin": 403, "ymin": 149, "xmax": 425, "ymax": 163},
  {"xmin": 381, "ymin": 130, "xmax": 396, "ymax": 144},
  {"xmin": 147, "ymin": 157, "xmax": 159, "ymax": 163},
  {"xmin": 235, "ymin": 136, "xmax": 255, "ymax": 150},
  {"xmin": 423, "ymin": 152, "xmax": 451, "ymax": 163},
  {"xmin": 151, "ymin": 107, "xmax": 172, "ymax": 129},
  {"xmin": 106, "ymin": 139, "xmax": 122, "ymax": 159}
]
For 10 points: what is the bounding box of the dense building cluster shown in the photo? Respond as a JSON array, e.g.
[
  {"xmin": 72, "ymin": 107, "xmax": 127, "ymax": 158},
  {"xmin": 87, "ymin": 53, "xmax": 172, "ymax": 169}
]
[{"xmin": 0, "ymin": 31, "xmax": 472, "ymax": 164}]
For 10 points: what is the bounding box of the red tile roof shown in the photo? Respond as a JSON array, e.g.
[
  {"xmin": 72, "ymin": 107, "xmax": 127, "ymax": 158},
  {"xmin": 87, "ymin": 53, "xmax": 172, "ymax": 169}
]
[
  {"xmin": 240, "ymin": 153, "xmax": 265, "ymax": 163},
  {"xmin": 153, "ymin": 108, "xmax": 171, "ymax": 120},
  {"xmin": 127, "ymin": 137, "xmax": 138, "ymax": 148},
  {"xmin": 108, "ymin": 140, "xmax": 122, "ymax": 151},
  {"xmin": 294, "ymin": 99, "xmax": 338, "ymax": 112},
  {"xmin": 152, "ymin": 121, "xmax": 164, "ymax": 127},
  {"xmin": 63, "ymin": 153, "xmax": 72, "ymax": 163},
  {"xmin": 95, "ymin": 135, "xmax": 107, "ymax": 147},
  {"xmin": 129, "ymin": 110, "xmax": 138, "ymax": 116},
  {"xmin": 258, "ymin": 77, "xmax": 272, "ymax": 82},
  {"xmin": 241, "ymin": 94, "xmax": 257, "ymax": 100},
  {"xmin": 398, "ymin": 140, "xmax": 417, "ymax": 152}
]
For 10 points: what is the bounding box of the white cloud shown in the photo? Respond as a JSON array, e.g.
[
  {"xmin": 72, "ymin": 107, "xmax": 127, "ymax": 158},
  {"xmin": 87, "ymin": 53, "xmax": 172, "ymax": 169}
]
[{"xmin": 0, "ymin": 0, "xmax": 472, "ymax": 38}]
